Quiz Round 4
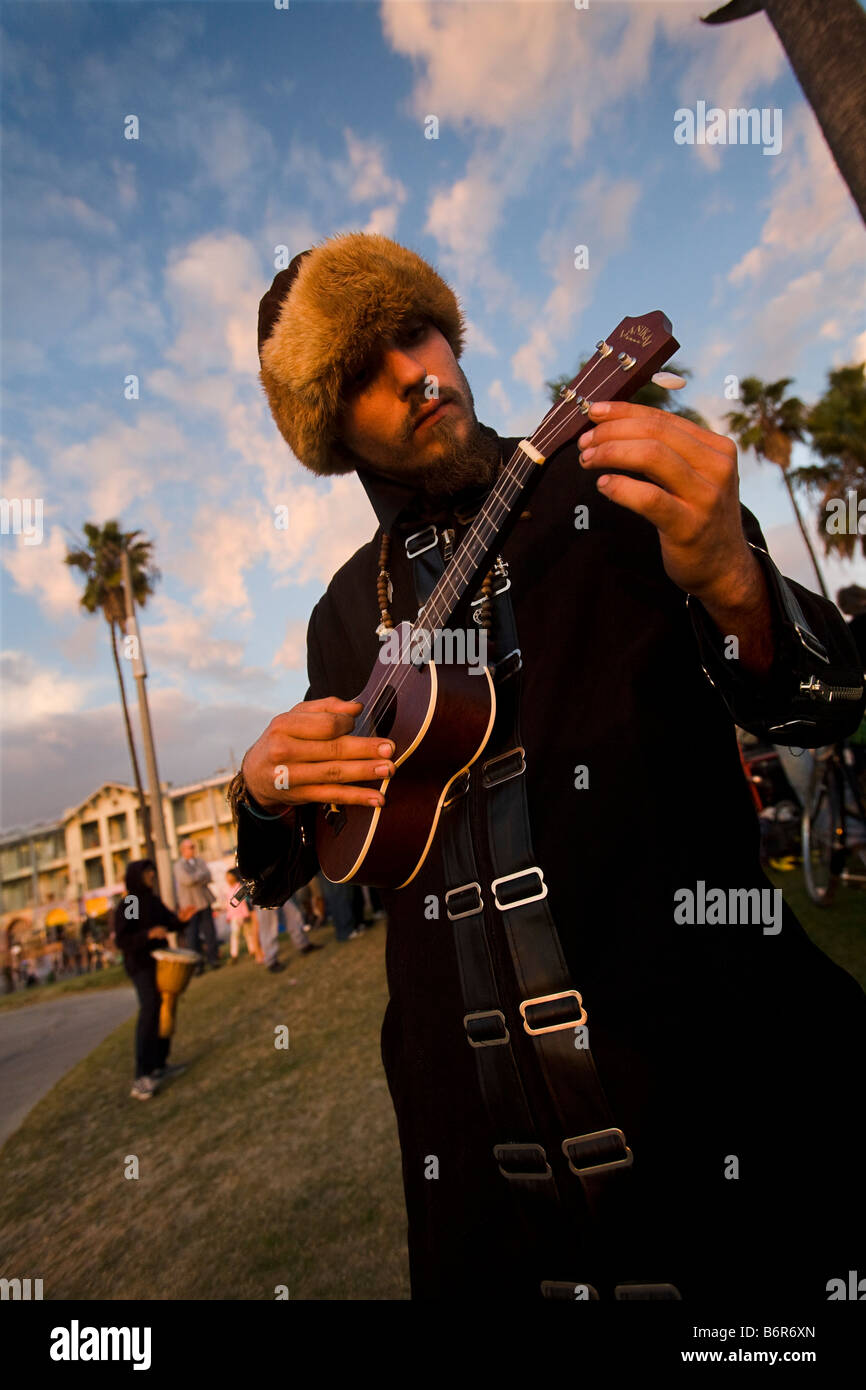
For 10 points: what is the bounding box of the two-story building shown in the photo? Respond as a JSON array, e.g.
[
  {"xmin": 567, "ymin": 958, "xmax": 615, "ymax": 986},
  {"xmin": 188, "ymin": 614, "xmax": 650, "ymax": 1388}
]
[{"xmin": 0, "ymin": 773, "xmax": 238, "ymax": 982}]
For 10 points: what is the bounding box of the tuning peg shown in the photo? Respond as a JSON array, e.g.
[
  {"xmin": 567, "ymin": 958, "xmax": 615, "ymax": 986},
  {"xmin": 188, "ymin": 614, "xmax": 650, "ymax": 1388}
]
[{"xmin": 651, "ymin": 372, "xmax": 687, "ymax": 390}]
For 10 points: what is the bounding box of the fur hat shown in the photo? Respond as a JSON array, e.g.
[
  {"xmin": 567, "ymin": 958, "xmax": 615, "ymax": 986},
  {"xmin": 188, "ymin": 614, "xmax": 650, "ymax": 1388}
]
[{"xmin": 257, "ymin": 231, "xmax": 466, "ymax": 477}]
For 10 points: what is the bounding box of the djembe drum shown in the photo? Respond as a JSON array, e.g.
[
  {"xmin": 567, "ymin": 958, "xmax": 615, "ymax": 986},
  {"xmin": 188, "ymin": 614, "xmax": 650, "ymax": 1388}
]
[{"xmin": 152, "ymin": 948, "xmax": 200, "ymax": 1038}]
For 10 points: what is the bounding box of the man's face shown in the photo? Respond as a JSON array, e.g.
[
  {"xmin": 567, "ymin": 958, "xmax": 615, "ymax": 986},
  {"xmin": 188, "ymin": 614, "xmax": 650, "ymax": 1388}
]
[
  {"xmin": 337, "ymin": 318, "xmax": 500, "ymax": 496},
  {"xmin": 181, "ymin": 842, "xmax": 195, "ymax": 859}
]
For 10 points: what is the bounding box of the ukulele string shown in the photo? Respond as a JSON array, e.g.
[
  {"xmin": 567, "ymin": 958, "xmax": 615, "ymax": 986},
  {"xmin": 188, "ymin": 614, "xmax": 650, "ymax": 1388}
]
[
  {"xmin": 351, "ymin": 352, "xmax": 627, "ymax": 741},
  {"xmin": 406, "ymin": 358, "xmax": 625, "ymax": 638},
  {"xmin": 352, "ymin": 354, "xmax": 623, "ymax": 739}
]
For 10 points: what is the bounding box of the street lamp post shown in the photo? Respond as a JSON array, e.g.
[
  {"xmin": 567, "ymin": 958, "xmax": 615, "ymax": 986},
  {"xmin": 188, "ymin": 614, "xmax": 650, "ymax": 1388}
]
[{"xmin": 120, "ymin": 548, "xmax": 176, "ymax": 910}]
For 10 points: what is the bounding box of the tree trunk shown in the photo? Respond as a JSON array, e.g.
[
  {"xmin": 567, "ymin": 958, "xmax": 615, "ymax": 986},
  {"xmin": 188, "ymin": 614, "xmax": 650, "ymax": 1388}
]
[
  {"xmin": 703, "ymin": 0, "xmax": 866, "ymax": 225},
  {"xmin": 779, "ymin": 469, "xmax": 830, "ymax": 600},
  {"xmin": 109, "ymin": 619, "xmax": 156, "ymax": 863}
]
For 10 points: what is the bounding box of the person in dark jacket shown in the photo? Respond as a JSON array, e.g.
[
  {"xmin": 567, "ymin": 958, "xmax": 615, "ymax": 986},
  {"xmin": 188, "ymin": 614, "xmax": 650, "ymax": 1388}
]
[
  {"xmin": 231, "ymin": 233, "xmax": 866, "ymax": 1302},
  {"xmin": 113, "ymin": 859, "xmax": 187, "ymax": 1101}
]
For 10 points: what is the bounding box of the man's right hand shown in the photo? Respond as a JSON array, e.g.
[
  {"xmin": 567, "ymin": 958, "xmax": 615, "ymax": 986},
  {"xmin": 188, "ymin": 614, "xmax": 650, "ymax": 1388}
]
[
  {"xmin": 147, "ymin": 927, "xmax": 169, "ymax": 940},
  {"xmin": 242, "ymin": 697, "xmax": 395, "ymax": 812}
]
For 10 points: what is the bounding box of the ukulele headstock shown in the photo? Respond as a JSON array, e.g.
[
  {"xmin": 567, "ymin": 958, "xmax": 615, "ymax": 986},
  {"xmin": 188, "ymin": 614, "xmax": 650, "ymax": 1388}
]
[{"xmin": 539, "ymin": 311, "xmax": 680, "ymax": 457}]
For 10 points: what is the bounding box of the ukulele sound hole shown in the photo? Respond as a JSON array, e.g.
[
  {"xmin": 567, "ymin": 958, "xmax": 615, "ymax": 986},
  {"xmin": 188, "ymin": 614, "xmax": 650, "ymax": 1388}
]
[
  {"xmin": 369, "ymin": 684, "xmax": 397, "ymax": 740},
  {"xmin": 324, "ymin": 803, "xmax": 347, "ymax": 836}
]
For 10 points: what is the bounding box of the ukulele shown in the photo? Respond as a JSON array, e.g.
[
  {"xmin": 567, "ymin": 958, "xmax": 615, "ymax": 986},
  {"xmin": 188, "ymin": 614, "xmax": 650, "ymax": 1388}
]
[{"xmin": 315, "ymin": 311, "xmax": 680, "ymax": 887}]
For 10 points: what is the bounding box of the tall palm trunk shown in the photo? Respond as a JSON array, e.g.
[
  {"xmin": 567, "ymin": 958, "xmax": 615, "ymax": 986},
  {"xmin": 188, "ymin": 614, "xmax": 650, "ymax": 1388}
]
[
  {"xmin": 703, "ymin": 0, "xmax": 866, "ymax": 225},
  {"xmin": 109, "ymin": 618, "xmax": 156, "ymax": 863},
  {"xmin": 779, "ymin": 469, "xmax": 830, "ymax": 600}
]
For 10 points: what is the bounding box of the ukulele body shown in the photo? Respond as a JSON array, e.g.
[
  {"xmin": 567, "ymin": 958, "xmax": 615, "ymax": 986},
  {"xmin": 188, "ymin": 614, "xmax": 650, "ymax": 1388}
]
[{"xmin": 315, "ymin": 620, "xmax": 496, "ymax": 888}]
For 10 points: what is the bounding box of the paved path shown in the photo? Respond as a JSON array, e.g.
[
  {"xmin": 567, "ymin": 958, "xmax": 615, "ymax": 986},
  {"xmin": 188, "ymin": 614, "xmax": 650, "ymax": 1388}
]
[{"xmin": 0, "ymin": 988, "xmax": 136, "ymax": 1149}]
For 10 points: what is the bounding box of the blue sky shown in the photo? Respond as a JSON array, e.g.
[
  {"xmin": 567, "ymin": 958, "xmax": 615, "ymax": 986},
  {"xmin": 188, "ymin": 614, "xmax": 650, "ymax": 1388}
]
[{"xmin": 2, "ymin": 0, "xmax": 865, "ymax": 831}]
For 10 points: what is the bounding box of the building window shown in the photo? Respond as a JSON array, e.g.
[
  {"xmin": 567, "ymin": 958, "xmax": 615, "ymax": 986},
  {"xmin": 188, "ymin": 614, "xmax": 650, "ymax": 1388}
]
[
  {"xmin": 84, "ymin": 856, "xmax": 104, "ymax": 891},
  {"xmin": 108, "ymin": 812, "xmax": 129, "ymax": 844},
  {"xmin": 33, "ymin": 831, "xmax": 66, "ymax": 865},
  {"xmin": 81, "ymin": 821, "xmax": 101, "ymax": 851},
  {"xmin": 3, "ymin": 879, "xmax": 31, "ymax": 911},
  {"xmin": 1, "ymin": 843, "xmax": 32, "ymax": 874},
  {"xmin": 218, "ymin": 824, "xmax": 236, "ymax": 854},
  {"xmin": 112, "ymin": 848, "xmax": 131, "ymax": 881}
]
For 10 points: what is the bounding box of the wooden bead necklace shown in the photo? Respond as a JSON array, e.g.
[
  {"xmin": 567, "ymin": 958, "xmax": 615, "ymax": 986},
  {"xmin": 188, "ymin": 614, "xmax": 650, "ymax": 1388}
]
[{"xmin": 376, "ymin": 529, "xmax": 496, "ymax": 637}]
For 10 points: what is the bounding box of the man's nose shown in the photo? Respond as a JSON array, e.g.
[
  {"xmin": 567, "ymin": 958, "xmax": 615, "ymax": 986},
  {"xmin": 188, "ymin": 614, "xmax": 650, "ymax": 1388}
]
[{"xmin": 382, "ymin": 342, "xmax": 429, "ymax": 395}]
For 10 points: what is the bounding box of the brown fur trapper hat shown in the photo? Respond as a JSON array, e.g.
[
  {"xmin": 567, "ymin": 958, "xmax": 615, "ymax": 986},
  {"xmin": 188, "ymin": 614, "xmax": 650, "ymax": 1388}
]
[{"xmin": 257, "ymin": 231, "xmax": 466, "ymax": 476}]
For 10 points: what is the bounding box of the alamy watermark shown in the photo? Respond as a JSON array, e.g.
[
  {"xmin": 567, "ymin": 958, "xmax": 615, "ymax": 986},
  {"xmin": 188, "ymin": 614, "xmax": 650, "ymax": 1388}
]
[
  {"xmin": 674, "ymin": 103, "xmax": 782, "ymax": 157},
  {"xmin": 674, "ymin": 881, "xmax": 783, "ymax": 935},
  {"xmin": 0, "ymin": 497, "xmax": 43, "ymax": 544},
  {"xmin": 378, "ymin": 625, "xmax": 489, "ymax": 673}
]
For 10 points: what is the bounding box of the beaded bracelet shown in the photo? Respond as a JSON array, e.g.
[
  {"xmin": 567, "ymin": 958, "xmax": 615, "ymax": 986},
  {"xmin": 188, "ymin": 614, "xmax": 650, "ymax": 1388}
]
[{"xmin": 227, "ymin": 768, "xmax": 296, "ymax": 824}]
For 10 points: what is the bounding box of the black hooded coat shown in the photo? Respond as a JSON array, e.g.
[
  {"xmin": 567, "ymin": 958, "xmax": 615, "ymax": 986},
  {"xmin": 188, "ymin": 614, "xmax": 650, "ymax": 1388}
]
[{"xmin": 236, "ymin": 428, "xmax": 866, "ymax": 1302}]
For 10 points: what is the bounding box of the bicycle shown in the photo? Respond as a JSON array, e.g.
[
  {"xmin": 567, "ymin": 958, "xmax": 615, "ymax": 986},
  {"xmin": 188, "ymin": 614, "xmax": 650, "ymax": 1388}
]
[{"xmin": 801, "ymin": 739, "xmax": 866, "ymax": 905}]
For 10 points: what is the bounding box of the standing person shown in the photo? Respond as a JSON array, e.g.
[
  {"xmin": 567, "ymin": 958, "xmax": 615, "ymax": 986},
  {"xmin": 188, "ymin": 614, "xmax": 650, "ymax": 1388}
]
[
  {"xmin": 225, "ymin": 868, "xmax": 263, "ymax": 963},
  {"xmin": 231, "ymin": 232, "xmax": 866, "ymax": 1302},
  {"xmin": 321, "ymin": 880, "xmax": 365, "ymax": 943},
  {"xmin": 174, "ymin": 839, "xmax": 220, "ymax": 970},
  {"xmin": 112, "ymin": 859, "xmax": 188, "ymax": 1101},
  {"xmin": 282, "ymin": 897, "xmax": 324, "ymax": 957},
  {"xmin": 255, "ymin": 906, "xmax": 284, "ymax": 974}
]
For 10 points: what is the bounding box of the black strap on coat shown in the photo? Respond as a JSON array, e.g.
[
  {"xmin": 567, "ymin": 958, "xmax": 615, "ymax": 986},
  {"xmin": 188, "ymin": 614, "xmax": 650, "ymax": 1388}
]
[{"xmin": 403, "ymin": 516, "xmax": 677, "ymax": 1298}]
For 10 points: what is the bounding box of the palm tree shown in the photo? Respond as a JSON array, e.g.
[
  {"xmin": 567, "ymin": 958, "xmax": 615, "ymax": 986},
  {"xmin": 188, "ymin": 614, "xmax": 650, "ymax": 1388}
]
[
  {"xmin": 546, "ymin": 359, "xmax": 708, "ymax": 426},
  {"xmin": 65, "ymin": 522, "xmax": 161, "ymax": 863},
  {"xmin": 725, "ymin": 377, "xmax": 829, "ymax": 598},
  {"xmin": 788, "ymin": 363, "xmax": 866, "ymax": 561},
  {"xmin": 702, "ymin": 0, "xmax": 866, "ymax": 225}
]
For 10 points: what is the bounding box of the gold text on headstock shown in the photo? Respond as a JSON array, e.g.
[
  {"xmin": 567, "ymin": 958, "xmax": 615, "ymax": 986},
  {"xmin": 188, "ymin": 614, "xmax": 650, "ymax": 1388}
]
[{"xmin": 619, "ymin": 324, "xmax": 654, "ymax": 348}]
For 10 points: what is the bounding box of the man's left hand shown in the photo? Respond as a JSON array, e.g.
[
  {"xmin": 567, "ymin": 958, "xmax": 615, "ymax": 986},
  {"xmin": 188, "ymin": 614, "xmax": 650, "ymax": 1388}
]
[{"xmin": 578, "ymin": 400, "xmax": 758, "ymax": 610}]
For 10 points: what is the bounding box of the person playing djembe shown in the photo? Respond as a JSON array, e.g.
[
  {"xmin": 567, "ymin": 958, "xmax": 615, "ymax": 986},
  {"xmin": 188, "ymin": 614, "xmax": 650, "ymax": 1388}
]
[{"xmin": 112, "ymin": 859, "xmax": 191, "ymax": 1101}]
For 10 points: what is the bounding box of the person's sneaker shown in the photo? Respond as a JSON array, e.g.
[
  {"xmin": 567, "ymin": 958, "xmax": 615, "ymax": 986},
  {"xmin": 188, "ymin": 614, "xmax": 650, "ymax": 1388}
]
[
  {"xmin": 229, "ymin": 956, "xmax": 238, "ymax": 965},
  {"xmin": 300, "ymin": 942, "xmax": 323, "ymax": 954},
  {"xmin": 151, "ymin": 1063, "xmax": 187, "ymax": 1081},
  {"xmin": 130, "ymin": 1076, "xmax": 157, "ymax": 1101},
  {"xmin": 267, "ymin": 960, "xmax": 286, "ymax": 973},
  {"xmin": 347, "ymin": 929, "xmax": 362, "ymax": 940}
]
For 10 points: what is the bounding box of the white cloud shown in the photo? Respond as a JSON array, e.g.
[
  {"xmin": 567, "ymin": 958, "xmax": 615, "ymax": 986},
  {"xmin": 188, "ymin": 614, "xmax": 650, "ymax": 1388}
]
[
  {"xmin": 0, "ymin": 684, "xmax": 289, "ymax": 832},
  {"xmin": 2, "ymin": 526, "xmax": 84, "ymax": 621},
  {"xmin": 274, "ymin": 618, "xmax": 309, "ymax": 671},
  {"xmin": 39, "ymin": 190, "xmax": 117, "ymax": 237},
  {"xmin": 140, "ymin": 593, "xmax": 274, "ymax": 691},
  {"xmin": 163, "ymin": 231, "xmax": 264, "ymax": 377},
  {"xmin": 0, "ymin": 649, "xmax": 95, "ymax": 729},
  {"xmin": 722, "ymin": 105, "xmax": 866, "ymax": 374},
  {"xmin": 55, "ymin": 412, "xmax": 194, "ymax": 518}
]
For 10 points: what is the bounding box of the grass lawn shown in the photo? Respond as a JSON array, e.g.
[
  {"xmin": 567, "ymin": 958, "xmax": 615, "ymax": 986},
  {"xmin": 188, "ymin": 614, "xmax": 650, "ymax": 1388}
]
[{"xmin": 0, "ymin": 923, "xmax": 409, "ymax": 1300}]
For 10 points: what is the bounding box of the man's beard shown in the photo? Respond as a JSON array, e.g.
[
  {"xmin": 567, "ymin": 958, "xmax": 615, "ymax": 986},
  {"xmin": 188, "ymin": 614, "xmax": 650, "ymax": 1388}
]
[{"xmin": 410, "ymin": 415, "xmax": 502, "ymax": 501}]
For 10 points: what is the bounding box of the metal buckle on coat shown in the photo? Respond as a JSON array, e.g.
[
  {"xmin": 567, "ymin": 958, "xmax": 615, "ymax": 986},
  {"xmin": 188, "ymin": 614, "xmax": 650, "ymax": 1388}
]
[
  {"xmin": 492, "ymin": 647, "xmax": 522, "ymax": 683},
  {"xmin": 494, "ymin": 1142, "xmax": 553, "ymax": 1181},
  {"xmin": 562, "ymin": 1127, "xmax": 633, "ymax": 1177},
  {"xmin": 464, "ymin": 1009, "xmax": 509, "ymax": 1047},
  {"xmin": 492, "ymin": 865, "xmax": 546, "ymax": 911},
  {"xmin": 405, "ymin": 525, "xmax": 438, "ymax": 559},
  {"xmin": 481, "ymin": 746, "xmax": 525, "ymax": 788},
  {"xmin": 445, "ymin": 881, "xmax": 483, "ymax": 920},
  {"xmin": 519, "ymin": 987, "xmax": 586, "ymax": 1035}
]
